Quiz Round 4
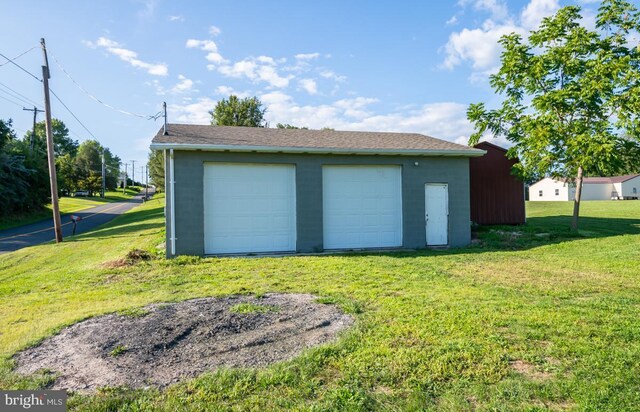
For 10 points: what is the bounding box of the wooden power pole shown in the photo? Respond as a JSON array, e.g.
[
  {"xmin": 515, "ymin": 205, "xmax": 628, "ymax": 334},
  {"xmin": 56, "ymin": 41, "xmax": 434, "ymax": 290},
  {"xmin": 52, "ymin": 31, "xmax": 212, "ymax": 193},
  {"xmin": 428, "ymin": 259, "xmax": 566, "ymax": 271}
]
[
  {"xmin": 22, "ymin": 106, "xmax": 44, "ymax": 151},
  {"xmin": 41, "ymin": 38, "xmax": 63, "ymax": 243}
]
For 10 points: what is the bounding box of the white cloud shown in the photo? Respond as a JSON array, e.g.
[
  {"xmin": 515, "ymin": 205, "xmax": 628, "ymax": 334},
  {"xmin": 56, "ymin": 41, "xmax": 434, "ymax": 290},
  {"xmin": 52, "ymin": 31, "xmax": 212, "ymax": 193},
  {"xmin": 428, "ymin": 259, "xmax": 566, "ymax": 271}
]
[
  {"xmin": 298, "ymin": 78, "xmax": 318, "ymax": 95},
  {"xmin": 460, "ymin": 0, "xmax": 509, "ymax": 21},
  {"xmin": 442, "ymin": 0, "xmax": 561, "ymax": 75},
  {"xmin": 295, "ymin": 52, "xmax": 320, "ymax": 60},
  {"xmin": 147, "ymin": 74, "xmax": 195, "ymax": 95},
  {"xmin": 521, "ymin": 0, "xmax": 560, "ymax": 30},
  {"xmin": 209, "ymin": 25, "xmax": 222, "ymax": 36},
  {"xmin": 217, "ymin": 57, "xmax": 292, "ymax": 88},
  {"xmin": 168, "ymin": 15, "xmax": 184, "ymax": 22},
  {"xmin": 446, "ymin": 16, "xmax": 459, "ymax": 26},
  {"xmin": 85, "ymin": 36, "xmax": 168, "ymax": 76},
  {"xmin": 319, "ymin": 70, "xmax": 347, "ymax": 82},
  {"xmin": 442, "ymin": 21, "xmax": 526, "ymax": 71},
  {"xmin": 259, "ymin": 92, "xmax": 473, "ymax": 142},
  {"xmin": 186, "ymin": 39, "xmax": 227, "ymax": 64},
  {"xmin": 214, "ymin": 85, "xmax": 250, "ymax": 98},
  {"xmin": 168, "ymin": 97, "xmax": 216, "ymax": 124},
  {"xmin": 171, "ymin": 74, "xmax": 194, "ymax": 93}
]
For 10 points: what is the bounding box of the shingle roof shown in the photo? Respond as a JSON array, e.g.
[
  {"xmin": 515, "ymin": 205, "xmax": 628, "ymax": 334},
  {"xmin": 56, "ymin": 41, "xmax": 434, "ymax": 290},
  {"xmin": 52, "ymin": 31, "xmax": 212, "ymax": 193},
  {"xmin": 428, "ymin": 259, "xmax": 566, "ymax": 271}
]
[
  {"xmin": 150, "ymin": 124, "xmax": 484, "ymax": 156},
  {"xmin": 583, "ymin": 174, "xmax": 640, "ymax": 184}
]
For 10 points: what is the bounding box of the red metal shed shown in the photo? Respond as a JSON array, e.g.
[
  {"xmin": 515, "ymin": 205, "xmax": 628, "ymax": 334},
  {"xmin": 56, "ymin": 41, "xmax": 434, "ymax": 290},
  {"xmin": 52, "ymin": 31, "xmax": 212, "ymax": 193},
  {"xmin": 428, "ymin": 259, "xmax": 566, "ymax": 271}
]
[{"xmin": 469, "ymin": 141, "xmax": 525, "ymax": 225}]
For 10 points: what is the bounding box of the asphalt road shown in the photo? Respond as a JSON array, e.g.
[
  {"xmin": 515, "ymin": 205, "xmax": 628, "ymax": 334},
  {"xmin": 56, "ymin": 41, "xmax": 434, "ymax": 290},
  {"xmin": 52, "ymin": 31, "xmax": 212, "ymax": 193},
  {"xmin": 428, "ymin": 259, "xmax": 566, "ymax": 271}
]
[{"xmin": 0, "ymin": 189, "xmax": 155, "ymax": 254}]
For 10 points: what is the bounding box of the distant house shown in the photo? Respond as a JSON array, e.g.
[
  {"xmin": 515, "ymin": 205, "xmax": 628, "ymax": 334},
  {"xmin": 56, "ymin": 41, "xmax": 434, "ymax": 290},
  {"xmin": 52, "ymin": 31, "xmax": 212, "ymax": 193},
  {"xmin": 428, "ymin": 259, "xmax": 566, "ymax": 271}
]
[
  {"xmin": 469, "ymin": 141, "xmax": 525, "ymax": 225},
  {"xmin": 150, "ymin": 124, "xmax": 485, "ymax": 257},
  {"xmin": 529, "ymin": 174, "xmax": 640, "ymax": 201}
]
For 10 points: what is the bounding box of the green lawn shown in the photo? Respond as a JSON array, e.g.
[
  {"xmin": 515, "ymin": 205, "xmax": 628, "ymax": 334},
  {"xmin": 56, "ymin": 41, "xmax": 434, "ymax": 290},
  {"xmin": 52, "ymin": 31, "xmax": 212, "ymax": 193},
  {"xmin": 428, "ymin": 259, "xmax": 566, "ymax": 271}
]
[
  {"xmin": 0, "ymin": 187, "xmax": 141, "ymax": 231},
  {"xmin": 0, "ymin": 198, "xmax": 639, "ymax": 410}
]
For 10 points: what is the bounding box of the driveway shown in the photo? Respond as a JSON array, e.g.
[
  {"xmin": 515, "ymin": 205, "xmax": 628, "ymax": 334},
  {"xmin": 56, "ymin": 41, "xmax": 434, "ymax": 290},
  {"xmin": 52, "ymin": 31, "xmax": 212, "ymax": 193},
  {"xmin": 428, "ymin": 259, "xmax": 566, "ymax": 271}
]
[{"xmin": 0, "ymin": 190, "xmax": 155, "ymax": 254}]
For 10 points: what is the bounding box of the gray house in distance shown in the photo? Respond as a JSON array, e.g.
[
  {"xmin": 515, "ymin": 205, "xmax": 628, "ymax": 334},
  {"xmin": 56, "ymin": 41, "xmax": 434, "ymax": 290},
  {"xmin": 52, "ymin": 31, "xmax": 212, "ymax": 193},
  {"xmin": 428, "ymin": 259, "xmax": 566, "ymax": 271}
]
[{"xmin": 150, "ymin": 124, "xmax": 484, "ymax": 257}]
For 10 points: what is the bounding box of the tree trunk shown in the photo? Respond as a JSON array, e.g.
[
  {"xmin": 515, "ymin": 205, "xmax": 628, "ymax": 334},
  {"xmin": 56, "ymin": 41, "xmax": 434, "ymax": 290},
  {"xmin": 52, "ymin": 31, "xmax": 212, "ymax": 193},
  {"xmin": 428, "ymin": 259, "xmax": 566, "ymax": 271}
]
[{"xmin": 571, "ymin": 166, "xmax": 584, "ymax": 231}]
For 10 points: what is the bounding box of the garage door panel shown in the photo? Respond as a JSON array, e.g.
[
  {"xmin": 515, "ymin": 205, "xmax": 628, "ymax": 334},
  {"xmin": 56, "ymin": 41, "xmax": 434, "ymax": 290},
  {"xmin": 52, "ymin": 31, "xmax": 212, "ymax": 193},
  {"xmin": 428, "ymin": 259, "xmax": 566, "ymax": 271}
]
[
  {"xmin": 323, "ymin": 166, "xmax": 402, "ymax": 249},
  {"xmin": 204, "ymin": 163, "xmax": 296, "ymax": 254}
]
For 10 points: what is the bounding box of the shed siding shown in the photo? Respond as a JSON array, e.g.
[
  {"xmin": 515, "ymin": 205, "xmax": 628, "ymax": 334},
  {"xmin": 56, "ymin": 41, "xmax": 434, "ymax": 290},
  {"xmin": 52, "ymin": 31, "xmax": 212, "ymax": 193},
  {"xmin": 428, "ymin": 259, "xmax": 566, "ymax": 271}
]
[
  {"xmin": 169, "ymin": 151, "xmax": 471, "ymax": 256},
  {"xmin": 529, "ymin": 178, "xmax": 572, "ymax": 201},
  {"xmin": 469, "ymin": 142, "xmax": 525, "ymax": 224},
  {"xmin": 581, "ymin": 183, "xmax": 613, "ymax": 200},
  {"xmin": 621, "ymin": 176, "xmax": 640, "ymax": 198}
]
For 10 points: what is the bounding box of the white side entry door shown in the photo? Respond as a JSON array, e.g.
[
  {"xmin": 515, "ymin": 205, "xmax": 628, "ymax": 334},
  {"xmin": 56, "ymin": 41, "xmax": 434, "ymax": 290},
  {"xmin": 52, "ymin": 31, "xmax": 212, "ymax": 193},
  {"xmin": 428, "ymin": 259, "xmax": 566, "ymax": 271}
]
[{"xmin": 425, "ymin": 183, "xmax": 448, "ymax": 246}]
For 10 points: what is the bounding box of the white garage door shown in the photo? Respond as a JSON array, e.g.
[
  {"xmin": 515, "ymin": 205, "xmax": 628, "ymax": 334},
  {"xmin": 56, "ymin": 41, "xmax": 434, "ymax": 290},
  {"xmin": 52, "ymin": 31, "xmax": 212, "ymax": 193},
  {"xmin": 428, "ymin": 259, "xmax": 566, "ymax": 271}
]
[
  {"xmin": 323, "ymin": 165, "xmax": 402, "ymax": 249},
  {"xmin": 203, "ymin": 163, "xmax": 296, "ymax": 254}
]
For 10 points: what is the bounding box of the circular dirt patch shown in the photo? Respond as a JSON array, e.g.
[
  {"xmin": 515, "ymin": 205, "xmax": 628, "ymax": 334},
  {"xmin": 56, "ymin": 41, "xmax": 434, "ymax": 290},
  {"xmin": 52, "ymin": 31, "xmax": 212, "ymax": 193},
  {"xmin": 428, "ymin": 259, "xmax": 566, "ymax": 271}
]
[{"xmin": 15, "ymin": 293, "xmax": 353, "ymax": 391}]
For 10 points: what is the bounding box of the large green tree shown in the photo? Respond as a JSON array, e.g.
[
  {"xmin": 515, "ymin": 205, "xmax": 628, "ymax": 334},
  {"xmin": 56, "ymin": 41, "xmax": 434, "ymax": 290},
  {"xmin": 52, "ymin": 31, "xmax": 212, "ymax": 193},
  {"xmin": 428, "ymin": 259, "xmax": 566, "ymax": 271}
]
[
  {"xmin": 75, "ymin": 140, "xmax": 104, "ymax": 196},
  {"xmin": 210, "ymin": 95, "xmax": 266, "ymax": 127},
  {"xmin": 27, "ymin": 118, "xmax": 78, "ymax": 157},
  {"xmin": 148, "ymin": 150, "xmax": 164, "ymax": 190},
  {"xmin": 0, "ymin": 119, "xmax": 49, "ymax": 218},
  {"xmin": 467, "ymin": 0, "xmax": 640, "ymax": 230}
]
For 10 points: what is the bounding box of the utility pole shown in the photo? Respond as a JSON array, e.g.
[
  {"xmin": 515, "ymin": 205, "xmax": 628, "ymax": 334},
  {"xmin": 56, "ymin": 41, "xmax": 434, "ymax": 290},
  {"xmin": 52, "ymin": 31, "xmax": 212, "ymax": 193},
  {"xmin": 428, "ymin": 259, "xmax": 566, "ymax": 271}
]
[
  {"xmin": 123, "ymin": 162, "xmax": 128, "ymax": 194},
  {"xmin": 163, "ymin": 101, "xmax": 168, "ymax": 135},
  {"xmin": 145, "ymin": 164, "xmax": 149, "ymax": 200},
  {"xmin": 131, "ymin": 160, "xmax": 136, "ymax": 187},
  {"xmin": 101, "ymin": 151, "xmax": 106, "ymax": 198},
  {"xmin": 41, "ymin": 38, "xmax": 62, "ymax": 243},
  {"xmin": 22, "ymin": 106, "xmax": 44, "ymax": 151}
]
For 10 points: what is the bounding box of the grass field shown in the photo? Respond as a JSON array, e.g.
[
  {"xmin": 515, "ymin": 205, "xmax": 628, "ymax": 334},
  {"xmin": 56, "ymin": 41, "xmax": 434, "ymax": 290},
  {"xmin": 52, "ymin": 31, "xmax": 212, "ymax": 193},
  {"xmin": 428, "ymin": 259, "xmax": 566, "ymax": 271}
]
[
  {"xmin": 0, "ymin": 187, "xmax": 141, "ymax": 231},
  {"xmin": 0, "ymin": 198, "xmax": 639, "ymax": 410}
]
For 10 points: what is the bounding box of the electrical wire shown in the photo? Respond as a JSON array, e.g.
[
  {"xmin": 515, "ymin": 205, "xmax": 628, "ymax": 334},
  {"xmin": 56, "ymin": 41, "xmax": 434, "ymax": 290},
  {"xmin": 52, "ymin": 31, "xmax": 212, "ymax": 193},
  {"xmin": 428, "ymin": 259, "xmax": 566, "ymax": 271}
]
[
  {"xmin": 0, "ymin": 46, "xmax": 37, "ymax": 67},
  {"xmin": 0, "ymin": 92, "xmax": 25, "ymax": 108},
  {"xmin": 0, "ymin": 50, "xmax": 42, "ymax": 82},
  {"xmin": 0, "ymin": 82, "xmax": 41, "ymax": 108},
  {"xmin": 51, "ymin": 54, "xmax": 164, "ymax": 120},
  {"xmin": 49, "ymin": 88, "xmax": 98, "ymax": 140}
]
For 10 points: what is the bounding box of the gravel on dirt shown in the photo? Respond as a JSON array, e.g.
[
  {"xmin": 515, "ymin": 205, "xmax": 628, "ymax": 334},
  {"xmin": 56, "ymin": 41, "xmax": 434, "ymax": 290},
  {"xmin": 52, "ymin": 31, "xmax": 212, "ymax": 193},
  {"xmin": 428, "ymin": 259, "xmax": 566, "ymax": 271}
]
[{"xmin": 14, "ymin": 293, "xmax": 353, "ymax": 392}]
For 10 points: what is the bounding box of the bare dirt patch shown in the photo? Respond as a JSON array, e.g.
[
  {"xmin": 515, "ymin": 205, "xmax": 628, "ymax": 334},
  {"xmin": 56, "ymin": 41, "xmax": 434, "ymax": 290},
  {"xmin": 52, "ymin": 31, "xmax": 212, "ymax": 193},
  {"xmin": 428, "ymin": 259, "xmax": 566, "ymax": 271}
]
[
  {"xmin": 102, "ymin": 248, "xmax": 153, "ymax": 268},
  {"xmin": 510, "ymin": 359, "xmax": 554, "ymax": 381},
  {"xmin": 14, "ymin": 293, "xmax": 353, "ymax": 392}
]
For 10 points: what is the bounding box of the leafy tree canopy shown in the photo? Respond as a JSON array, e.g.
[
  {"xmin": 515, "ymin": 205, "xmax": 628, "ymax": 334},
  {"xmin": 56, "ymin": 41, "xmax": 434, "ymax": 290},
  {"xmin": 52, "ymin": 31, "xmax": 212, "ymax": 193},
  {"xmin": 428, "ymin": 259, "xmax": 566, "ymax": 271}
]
[
  {"xmin": 276, "ymin": 123, "xmax": 309, "ymax": 130},
  {"xmin": 26, "ymin": 119, "xmax": 78, "ymax": 157},
  {"xmin": 210, "ymin": 95, "xmax": 266, "ymax": 127}
]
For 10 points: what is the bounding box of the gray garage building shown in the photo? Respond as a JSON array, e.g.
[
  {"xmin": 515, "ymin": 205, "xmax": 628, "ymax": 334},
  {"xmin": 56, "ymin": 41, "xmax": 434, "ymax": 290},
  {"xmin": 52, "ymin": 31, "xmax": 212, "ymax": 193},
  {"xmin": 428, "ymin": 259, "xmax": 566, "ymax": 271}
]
[{"xmin": 150, "ymin": 124, "xmax": 484, "ymax": 257}]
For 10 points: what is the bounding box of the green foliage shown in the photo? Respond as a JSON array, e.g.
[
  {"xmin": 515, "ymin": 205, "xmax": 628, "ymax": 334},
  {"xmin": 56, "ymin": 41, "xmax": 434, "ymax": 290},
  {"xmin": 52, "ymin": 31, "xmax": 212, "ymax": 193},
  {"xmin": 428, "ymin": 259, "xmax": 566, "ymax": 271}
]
[
  {"xmin": 229, "ymin": 302, "xmax": 279, "ymax": 314},
  {"xmin": 73, "ymin": 140, "xmax": 121, "ymax": 195},
  {"xmin": 109, "ymin": 345, "xmax": 128, "ymax": 357},
  {"xmin": 467, "ymin": 0, "xmax": 640, "ymax": 229},
  {"xmin": 0, "ymin": 119, "xmax": 50, "ymax": 220},
  {"xmin": 276, "ymin": 123, "xmax": 309, "ymax": 129},
  {"xmin": 117, "ymin": 307, "xmax": 149, "ymax": 318},
  {"xmin": 26, "ymin": 119, "xmax": 78, "ymax": 157},
  {"xmin": 148, "ymin": 150, "xmax": 164, "ymax": 190},
  {"xmin": 210, "ymin": 95, "xmax": 266, "ymax": 127}
]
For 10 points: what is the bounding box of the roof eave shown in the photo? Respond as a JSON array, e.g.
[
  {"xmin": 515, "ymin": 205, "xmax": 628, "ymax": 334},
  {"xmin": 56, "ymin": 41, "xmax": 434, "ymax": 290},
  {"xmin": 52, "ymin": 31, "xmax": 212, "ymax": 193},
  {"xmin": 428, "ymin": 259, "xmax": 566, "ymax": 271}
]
[{"xmin": 149, "ymin": 142, "xmax": 486, "ymax": 157}]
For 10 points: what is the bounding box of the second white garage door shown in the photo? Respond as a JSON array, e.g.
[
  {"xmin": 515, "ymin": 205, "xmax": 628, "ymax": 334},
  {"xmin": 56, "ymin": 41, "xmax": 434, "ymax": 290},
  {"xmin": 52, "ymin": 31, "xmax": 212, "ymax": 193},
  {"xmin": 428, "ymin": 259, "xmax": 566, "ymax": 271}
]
[
  {"xmin": 323, "ymin": 165, "xmax": 402, "ymax": 249},
  {"xmin": 203, "ymin": 163, "xmax": 296, "ymax": 254}
]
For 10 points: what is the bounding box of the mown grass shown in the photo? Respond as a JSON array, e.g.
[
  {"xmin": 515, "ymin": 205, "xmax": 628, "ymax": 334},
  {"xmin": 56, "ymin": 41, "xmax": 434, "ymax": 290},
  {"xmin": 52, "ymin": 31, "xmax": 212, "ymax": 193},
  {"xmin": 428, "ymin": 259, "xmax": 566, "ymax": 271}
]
[
  {"xmin": 0, "ymin": 198, "xmax": 639, "ymax": 410},
  {"xmin": 0, "ymin": 187, "xmax": 141, "ymax": 231}
]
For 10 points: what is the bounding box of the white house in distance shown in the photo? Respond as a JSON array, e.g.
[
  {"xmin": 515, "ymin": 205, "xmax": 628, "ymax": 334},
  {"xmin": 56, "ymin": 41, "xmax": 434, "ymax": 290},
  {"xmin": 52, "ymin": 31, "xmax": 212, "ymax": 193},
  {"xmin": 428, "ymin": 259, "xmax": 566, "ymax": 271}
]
[{"xmin": 529, "ymin": 174, "xmax": 640, "ymax": 201}]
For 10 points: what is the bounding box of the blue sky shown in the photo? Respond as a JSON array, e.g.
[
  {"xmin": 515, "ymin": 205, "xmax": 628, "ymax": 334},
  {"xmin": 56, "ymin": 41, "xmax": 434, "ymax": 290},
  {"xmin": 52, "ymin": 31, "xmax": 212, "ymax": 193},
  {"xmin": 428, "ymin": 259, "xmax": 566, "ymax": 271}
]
[{"xmin": 0, "ymin": 0, "xmax": 599, "ymax": 168}]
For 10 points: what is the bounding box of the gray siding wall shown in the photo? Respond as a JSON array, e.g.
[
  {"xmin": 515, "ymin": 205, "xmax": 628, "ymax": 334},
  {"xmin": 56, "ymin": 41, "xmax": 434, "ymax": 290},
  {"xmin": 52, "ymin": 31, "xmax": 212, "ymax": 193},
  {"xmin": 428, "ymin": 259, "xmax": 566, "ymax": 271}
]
[{"xmin": 170, "ymin": 151, "xmax": 471, "ymax": 256}]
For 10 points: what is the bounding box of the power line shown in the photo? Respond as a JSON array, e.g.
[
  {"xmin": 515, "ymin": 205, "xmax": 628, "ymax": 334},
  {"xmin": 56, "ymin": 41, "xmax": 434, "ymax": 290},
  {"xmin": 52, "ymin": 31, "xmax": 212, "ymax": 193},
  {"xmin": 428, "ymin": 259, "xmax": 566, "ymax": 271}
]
[
  {"xmin": 0, "ymin": 81, "xmax": 41, "ymax": 108},
  {"xmin": 0, "ymin": 92, "xmax": 24, "ymax": 108},
  {"xmin": 51, "ymin": 54, "xmax": 163, "ymax": 120},
  {"xmin": 0, "ymin": 46, "xmax": 37, "ymax": 67},
  {"xmin": 0, "ymin": 50, "xmax": 42, "ymax": 82},
  {"xmin": 49, "ymin": 88, "xmax": 97, "ymax": 140}
]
